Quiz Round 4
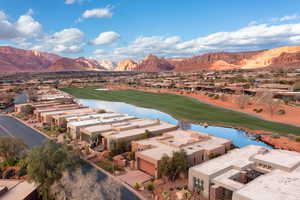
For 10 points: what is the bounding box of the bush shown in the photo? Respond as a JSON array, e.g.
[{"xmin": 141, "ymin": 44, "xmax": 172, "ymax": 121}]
[
  {"xmin": 213, "ymin": 94, "xmax": 219, "ymax": 100},
  {"xmin": 253, "ymin": 108, "xmax": 263, "ymax": 113},
  {"xmin": 272, "ymin": 134, "xmax": 280, "ymax": 139},
  {"xmin": 97, "ymin": 109, "xmax": 106, "ymax": 114},
  {"xmin": 146, "ymin": 183, "xmax": 155, "ymax": 192},
  {"xmin": 20, "ymin": 105, "xmax": 35, "ymax": 115},
  {"xmin": 3, "ymin": 169, "xmax": 15, "ymax": 179},
  {"xmin": 295, "ymin": 137, "xmax": 300, "ymax": 142},
  {"xmin": 16, "ymin": 167, "xmax": 27, "ymax": 177},
  {"xmin": 208, "ymin": 93, "xmax": 214, "ymax": 98},
  {"xmin": 134, "ymin": 182, "xmax": 141, "ymax": 190},
  {"xmin": 277, "ymin": 109, "xmax": 286, "ymax": 115},
  {"xmin": 0, "ymin": 157, "xmax": 19, "ymax": 167},
  {"xmin": 17, "ymin": 159, "xmax": 28, "ymax": 168},
  {"xmin": 128, "ymin": 152, "xmax": 135, "ymax": 161}
]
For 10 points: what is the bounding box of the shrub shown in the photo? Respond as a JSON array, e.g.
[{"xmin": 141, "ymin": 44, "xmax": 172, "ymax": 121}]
[
  {"xmin": 17, "ymin": 159, "xmax": 28, "ymax": 168},
  {"xmin": 134, "ymin": 182, "xmax": 141, "ymax": 190},
  {"xmin": 3, "ymin": 169, "xmax": 15, "ymax": 179},
  {"xmin": 97, "ymin": 109, "xmax": 106, "ymax": 114},
  {"xmin": 208, "ymin": 93, "xmax": 214, "ymax": 98},
  {"xmin": 16, "ymin": 167, "xmax": 27, "ymax": 177},
  {"xmin": 128, "ymin": 152, "xmax": 135, "ymax": 161},
  {"xmin": 146, "ymin": 183, "xmax": 155, "ymax": 192},
  {"xmin": 213, "ymin": 94, "xmax": 219, "ymax": 100},
  {"xmin": 272, "ymin": 134, "xmax": 280, "ymax": 139},
  {"xmin": 0, "ymin": 157, "xmax": 19, "ymax": 167},
  {"xmin": 295, "ymin": 137, "xmax": 300, "ymax": 142},
  {"xmin": 253, "ymin": 108, "xmax": 263, "ymax": 113},
  {"xmin": 20, "ymin": 105, "xmax": 35, "ymax": 115},
  {"xmin": 277, "ymin": 109, "xmax": 286, "ymax": 115}
]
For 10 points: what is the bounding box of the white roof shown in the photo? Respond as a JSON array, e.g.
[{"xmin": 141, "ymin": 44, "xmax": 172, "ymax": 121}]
[
  {"xmin": 0, "ymin": 180, "xmax": 37, "ymax": 200},
  {"xmin": 235, "ymin": 170, "xmax": 300, "ymax": 200},
  {"xmin": 252, "ymin": 149, "xmax": 300, "ymax": 170},
  {"xmin": 137, "ymin": 130, "xmax": 231, "ymax": 161},
  {"xmin": 68, "ymin": 115, "xmax": 136, "ymax": 127},
  {"xmin": 190, "ymin": 145, "xmax": 263, "ymax": 176}
]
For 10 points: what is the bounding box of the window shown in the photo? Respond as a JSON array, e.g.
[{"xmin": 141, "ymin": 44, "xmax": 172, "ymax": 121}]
[{"xmin": 193, "ymin": 177, "xmax": 204, "ymax": 192}]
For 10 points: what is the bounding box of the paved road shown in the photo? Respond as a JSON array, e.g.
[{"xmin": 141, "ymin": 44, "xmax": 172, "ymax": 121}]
[{"xmin": 0, "ymin": 114, "xmax": 46, "ymax": 148}]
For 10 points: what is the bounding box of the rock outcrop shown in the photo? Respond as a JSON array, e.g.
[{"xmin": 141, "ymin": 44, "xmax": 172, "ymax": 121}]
[{"xmin": 0, "ymin": 46, "xmax": 61, "ymax": 72}]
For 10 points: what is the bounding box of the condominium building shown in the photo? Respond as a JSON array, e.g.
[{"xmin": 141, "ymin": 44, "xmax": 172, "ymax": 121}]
[
  {"xmin": 81, "ymin": 118, "xmax": 177, "ymax": 151},
  {"xmin": 132, "ymin": 130, "xmax": 232, "ymax": 178},
  {"xmin": 188, "ymin": 145, "xmax": 300, "ymax": 200},
  {"xmin": 67, "ymin": 114, "xmax": 137, "ymax": 139}
]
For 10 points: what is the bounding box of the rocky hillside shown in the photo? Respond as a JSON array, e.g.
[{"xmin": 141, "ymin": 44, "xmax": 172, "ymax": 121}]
[
  {"xmin": 47, "ymin": 57, "xmax": 106, "ymax": 72},
  {"xmin": 99, "ymin": 60, "xmax": 117, "ymax": 70},
  {"xmin": 0, "ymin": 46, "xmax": 107, "ymax": 73},
  {"xmin": 115, "ymin": 59, "xmax": 138, "ymax": 71},
  {"xmin": 116, "ymin": 46, "xmax": 300, "ymax": 72},
  {"xmin": 0, "ymin": 46, "xmax": 61, "ymax": 72},
  {"xmin": 1, "ymin": 45, "xmax": 300, "ymax": 73},
  {"xmin": 115, "ymin": 55, "xmax": 175, "ymax": 72}
]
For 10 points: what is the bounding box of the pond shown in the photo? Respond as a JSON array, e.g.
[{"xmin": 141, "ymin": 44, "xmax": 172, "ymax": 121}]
[{"xmin": 77, "ymin": 99, "xmax": 272, "ymax": 148}]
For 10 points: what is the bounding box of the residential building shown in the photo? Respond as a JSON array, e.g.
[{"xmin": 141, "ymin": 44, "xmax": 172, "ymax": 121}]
[
  {"xmin": 67, "ymin": 114, "xmax": 137, "ymax": 139},
  {"xmin": 0, "ymin": 180, "xmax": 38, "ymax": 200},
  {"xmin": 81, "ymin": 118, "xmax": 177, "ymax": 151},
  {"xmin": 132, "ymin": 130, "xmax": 231, "ymax": 178},
  {"xmin": 188, "ymin": 145, "xmax": 300, "ymax": 200}
]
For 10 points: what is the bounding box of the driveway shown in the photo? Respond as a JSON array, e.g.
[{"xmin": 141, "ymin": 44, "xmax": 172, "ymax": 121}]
[{"xmin": 0, "ymin": 114, "xmax": 46, "ymax": 148}]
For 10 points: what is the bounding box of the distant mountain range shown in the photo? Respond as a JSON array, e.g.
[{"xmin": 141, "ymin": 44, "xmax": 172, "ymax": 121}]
[{"xmin": 1, "ymin": 45, "xmax": 300, "ymax": 73}]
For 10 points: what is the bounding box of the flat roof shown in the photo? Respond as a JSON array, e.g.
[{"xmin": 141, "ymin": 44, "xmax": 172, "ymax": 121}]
[
  {"xmin": 190, "ymin": 145, "xmax": 263, "ymax": 176},
  {"xmin": 252, "ymin": 150, "xmax": 300, "ymax": 170},
  {"xmin": 0, "ymin": 180, "xmax": 37, "ymax": 200},
  {"xmin": 235, "ymin": 169, "xmax": 300, "ymax": 200},
  {"xmin": 41, "ymin": 108, "xmax": 90, "ymax": 117},
  {"xmin": 136, "ymin": 130, "xmax": 230, "ymax": 161},
  {"xmin": 82, "ymin": 118, "xmax": 156, "ymax": 135},
  {"xmin": 68, "ymin": 115, "xmax": 136, "ymax": 127},
  {"xmin": 212, "ymin": 169, "xmax": 245, "ymax": 191},
  {"xmin": 66, "ymin": 113, "xmax": 123, "ymax": 122},
  {"xmin": 105, "ymin": 121, "xmax": 176, "ymax": 140}
]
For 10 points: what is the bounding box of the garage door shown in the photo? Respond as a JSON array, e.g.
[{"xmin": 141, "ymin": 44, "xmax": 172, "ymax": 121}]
[{"xmin": 138, "ymin": 158, "xmax": 156, "ymax": 176}]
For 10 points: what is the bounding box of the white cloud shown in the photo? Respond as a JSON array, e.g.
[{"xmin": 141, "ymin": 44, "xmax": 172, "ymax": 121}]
[
  {"xmin": 93, "ymin": 49, "xmax": 108, "ymax": 55},
  {"xmin": 91, "ymin": 31, "xmax": 120, "ymax": 45},
  {"xmin": 279, "ymin": 14, "xmax": 299, "ymax": 22},
  {"xmin": 82, "ymin": 6, "xmax": 113, "ymax": 19},
  {"xmin": 33, "ymin": 28, "xmax": 85, "ymax": 54},
  {"xmin": 93, "ymin": 22, "xmax": 300, "ymax": 61},
  {"xmin": 65, "ymin": 0, "xmax": 86, "ymax": 5},
  {"xmin": 16, "ymin": 15, "xmax": 42, "ymax": 37},
  {"xmin": 0, "ymin": 9, "xmax": 41, "ymax": 40}
]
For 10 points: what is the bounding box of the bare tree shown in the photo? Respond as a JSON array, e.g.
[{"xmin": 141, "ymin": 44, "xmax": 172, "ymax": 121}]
[
  {"xmin": 256, "ymin": 91, "xmax": 281, "ymax": 116},
  {"xmin": 235, "ymin": 94, "xmax": 251, "ymax": 109}
]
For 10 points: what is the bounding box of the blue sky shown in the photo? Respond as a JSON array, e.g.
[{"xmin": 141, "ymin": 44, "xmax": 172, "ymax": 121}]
[{"xmin": 1, "ymin": 0, "xmax": 300, "ymax": 61}]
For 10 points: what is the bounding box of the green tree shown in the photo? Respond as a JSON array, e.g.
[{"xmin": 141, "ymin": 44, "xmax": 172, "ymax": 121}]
[
  {"xmin": 158, "ymin": 154, "xmax": 171, "ymax": 178},
  {"xmin": 21, "ymin": 105, "xmax": 35, "ymax": 115},
  {"xmin": 158, "ymin": 150, "xmax": 188, "ymax": 181},
  {"xmin": 293, "ymin": 81, "xmax": 300, "ymax": 91},
  {"xmin": 26, "ymin": 141, "xmax": 80, "ymax": 200},
  {"xmin": 0, "ymin": 136, "xmax": 27, "ymax": 160}
]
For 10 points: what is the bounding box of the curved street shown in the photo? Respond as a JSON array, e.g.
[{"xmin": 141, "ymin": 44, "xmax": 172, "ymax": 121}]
[{"xmin": 0, "ymin": 114, "xmax": 47, "ymax": 148}]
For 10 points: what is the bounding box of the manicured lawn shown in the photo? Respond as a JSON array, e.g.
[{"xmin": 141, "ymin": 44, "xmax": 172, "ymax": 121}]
[{"xmin": 61, "ymin": 87, "xmax": 300, "ymax": 135}]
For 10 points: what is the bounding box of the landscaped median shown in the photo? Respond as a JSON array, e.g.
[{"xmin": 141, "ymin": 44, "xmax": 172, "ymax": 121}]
[{"xmin": 61, "ymin": 86, "xmax": 300, "ymax": 136}]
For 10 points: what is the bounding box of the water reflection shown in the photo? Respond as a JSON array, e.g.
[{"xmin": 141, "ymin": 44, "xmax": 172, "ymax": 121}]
[{"xmin": 77, "ymin": 99, "xmax": 272, "ymax": 148}]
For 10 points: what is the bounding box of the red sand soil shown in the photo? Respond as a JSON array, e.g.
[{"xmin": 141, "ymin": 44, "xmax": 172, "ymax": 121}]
[{"xmin": 261, "ymin": 135, "xmax": 300, "ymax": 152}]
